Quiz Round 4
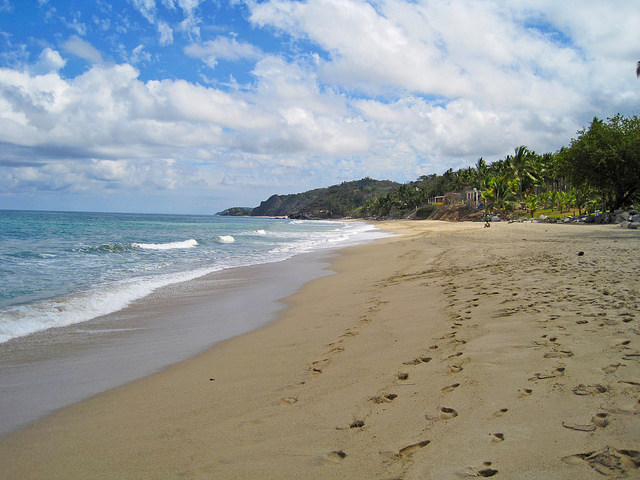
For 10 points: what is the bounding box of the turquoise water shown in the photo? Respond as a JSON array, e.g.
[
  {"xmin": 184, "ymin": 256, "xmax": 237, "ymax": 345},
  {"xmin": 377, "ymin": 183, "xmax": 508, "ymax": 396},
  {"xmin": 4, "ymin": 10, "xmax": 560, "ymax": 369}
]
[{"xmin": 0, "ymin": 210, "xmax": 383, "ymax": 343}]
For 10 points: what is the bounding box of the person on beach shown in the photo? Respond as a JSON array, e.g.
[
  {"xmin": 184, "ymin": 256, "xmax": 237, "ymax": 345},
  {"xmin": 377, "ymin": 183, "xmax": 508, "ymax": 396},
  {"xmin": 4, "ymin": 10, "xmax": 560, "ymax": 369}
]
[{"xmin": 484, "ymin": 213, "xmax": 491, "ymax": 228}]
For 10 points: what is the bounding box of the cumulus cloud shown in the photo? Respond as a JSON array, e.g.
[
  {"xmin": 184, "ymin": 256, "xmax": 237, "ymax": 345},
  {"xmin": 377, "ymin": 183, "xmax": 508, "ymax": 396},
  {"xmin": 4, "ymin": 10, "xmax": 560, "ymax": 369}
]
[{"xmin": 32, "ymin": 48, "xmax": 67, "ymax": 74}]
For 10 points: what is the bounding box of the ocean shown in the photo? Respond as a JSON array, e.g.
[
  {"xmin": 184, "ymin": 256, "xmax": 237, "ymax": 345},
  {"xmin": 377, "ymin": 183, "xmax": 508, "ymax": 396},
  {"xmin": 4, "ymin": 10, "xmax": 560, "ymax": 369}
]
[
  {"xmin": 0, "ymin": 210, "xmax": 391, "ymax": 436},
  {"xmin": 0, "ymin": 210, "xmax": 385, "ymax": 344}
]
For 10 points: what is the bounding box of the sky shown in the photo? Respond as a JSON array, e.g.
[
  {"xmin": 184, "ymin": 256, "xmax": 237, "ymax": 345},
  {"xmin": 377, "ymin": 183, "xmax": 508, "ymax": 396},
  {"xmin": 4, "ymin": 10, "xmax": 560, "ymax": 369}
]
[{"xmin": 0, "ymin": 0, "xmax": 639, "ymax": 214}]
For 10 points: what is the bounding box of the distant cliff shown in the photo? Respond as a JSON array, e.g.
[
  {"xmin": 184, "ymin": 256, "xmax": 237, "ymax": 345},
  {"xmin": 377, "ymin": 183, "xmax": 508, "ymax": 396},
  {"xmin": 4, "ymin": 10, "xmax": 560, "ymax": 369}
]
[
  {"xmin": 216, "ymin": 207, "xmax": 254, "ymax": 216},
  {"xmin": 251, "ymin": 178, "xmax": 400, "ymax": 218}
]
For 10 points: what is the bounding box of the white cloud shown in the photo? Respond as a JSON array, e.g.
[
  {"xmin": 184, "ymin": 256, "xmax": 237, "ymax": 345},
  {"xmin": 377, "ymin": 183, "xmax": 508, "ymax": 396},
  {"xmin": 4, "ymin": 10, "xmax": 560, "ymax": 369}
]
[
  {"xmin": 157, "ymin": 21, "xmax": 174, "ymax": 46},
  {"xmin": 129, "ymin": 0, "xmax": 157, "ymax": 24},
  {"xmin": 130, "ymin": 45, "xmax": 152, "ymax": 65},
  {"xmin": 32, "ymin": 48, "xmax": 67, "ymax": 74},
  {"xmin": 62, "ymin": 35, "xmax": 106, "ymax": 64},
  {"xmin": 185, "ymin": 36, "xmax": 262, "ymax": 69}
]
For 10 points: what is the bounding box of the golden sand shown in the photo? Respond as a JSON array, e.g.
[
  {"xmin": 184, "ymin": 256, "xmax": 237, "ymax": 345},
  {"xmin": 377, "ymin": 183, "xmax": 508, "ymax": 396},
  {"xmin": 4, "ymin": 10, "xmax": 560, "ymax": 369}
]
[{"xmin": 0, "ymin": 220, "xmax": 639, "ymax": 479}]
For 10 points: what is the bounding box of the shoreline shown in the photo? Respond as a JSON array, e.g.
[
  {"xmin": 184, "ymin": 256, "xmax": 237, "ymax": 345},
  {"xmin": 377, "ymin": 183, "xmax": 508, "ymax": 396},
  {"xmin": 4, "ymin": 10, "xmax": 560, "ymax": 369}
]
[
  {"xmin": 0, "ymin": 248, "xmax": 339, "ymax": 438},
  {"xmin": 1, "ymin": 221, "xmax": 639, "ymax": 479}
]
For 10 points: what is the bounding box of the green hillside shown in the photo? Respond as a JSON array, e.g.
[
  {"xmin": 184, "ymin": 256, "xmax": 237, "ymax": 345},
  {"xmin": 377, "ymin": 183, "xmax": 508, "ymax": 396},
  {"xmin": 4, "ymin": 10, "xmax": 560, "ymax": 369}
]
[{"xmin": 251, "ymin": 178, "xmax": 400, "ymax": 218}]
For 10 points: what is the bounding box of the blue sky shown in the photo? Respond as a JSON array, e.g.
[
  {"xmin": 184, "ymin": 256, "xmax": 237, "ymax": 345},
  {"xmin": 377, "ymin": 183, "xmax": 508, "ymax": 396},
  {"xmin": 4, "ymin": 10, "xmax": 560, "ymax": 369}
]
[{"xmin": 0, "ymin": 0, "xmax": 639, "ymax": 214}]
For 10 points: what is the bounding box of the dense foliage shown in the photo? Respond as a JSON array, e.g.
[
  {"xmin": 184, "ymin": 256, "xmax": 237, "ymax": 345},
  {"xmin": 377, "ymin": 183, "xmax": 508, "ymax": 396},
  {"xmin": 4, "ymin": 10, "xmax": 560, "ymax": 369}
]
[{"xmin": 557, "ymin": 115, "xmax": 640, "ymax": 211}]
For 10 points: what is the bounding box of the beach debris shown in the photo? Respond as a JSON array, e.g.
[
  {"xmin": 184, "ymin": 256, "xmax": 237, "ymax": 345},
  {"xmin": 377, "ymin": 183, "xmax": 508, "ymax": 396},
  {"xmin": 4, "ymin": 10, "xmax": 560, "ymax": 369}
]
[
  {"xmin": 578, "ymin": 251, "xmax": 585, "ymax": 256},
  {"xmin": 398, "ymin": 440, "xmax": 430, "ymax": 458},
  {"xmin": 562, "ymin": 446, "xmax": 640, "ymax": 477},
  {"xmin": 490, "ymin": 433, "xmax": 505, "ymax": 443},
  {"xmin": 492, "ymin": 408, "xmax": 508, "ymax": 417},
  {"xmin": 209, "ymin": 378, "xmax": 215, "ymax": 381}
]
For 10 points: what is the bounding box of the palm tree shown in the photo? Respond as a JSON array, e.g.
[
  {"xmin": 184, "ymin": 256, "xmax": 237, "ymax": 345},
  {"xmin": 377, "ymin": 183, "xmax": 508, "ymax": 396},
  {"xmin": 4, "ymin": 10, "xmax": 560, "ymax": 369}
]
[{"xmin": 481, "ymin": 176, "xmax": 519, "ymax": 214}]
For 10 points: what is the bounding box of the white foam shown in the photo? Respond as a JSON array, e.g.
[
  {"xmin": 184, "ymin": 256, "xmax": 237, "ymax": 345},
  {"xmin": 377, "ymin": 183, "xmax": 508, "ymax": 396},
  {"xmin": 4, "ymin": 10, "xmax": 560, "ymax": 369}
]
[
  {"xmin": 0, "ymin": 266, "xmax": 221, "ymax": 343},
  {"xmin": 133, "ymin": 239, "xmax": 198, "ymax": 250},
  {"xmin": 255, "ymin": 230, "xmax": 266, "ymax": 235},
  {"xmin": 217, "ymin": 235, "xmax": 235, "ymax": 243}
]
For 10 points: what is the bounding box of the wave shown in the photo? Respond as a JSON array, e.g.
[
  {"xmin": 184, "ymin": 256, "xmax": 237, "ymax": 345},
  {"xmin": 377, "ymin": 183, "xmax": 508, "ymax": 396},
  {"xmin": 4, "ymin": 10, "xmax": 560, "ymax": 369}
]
[
  {"xmin": 133, "ymin": 239, "xmax": 198, "ymax": 250},
  {"xmin": 0, "ymin": 266, "xmax": 221, "ymax": 344},
  {"xmin": 255, "ymin": 229, "xmax": 267, "ymax": 235},
  {"xmin": 217, "ymin": 235, "xmax": 235, "ymax": 243}
]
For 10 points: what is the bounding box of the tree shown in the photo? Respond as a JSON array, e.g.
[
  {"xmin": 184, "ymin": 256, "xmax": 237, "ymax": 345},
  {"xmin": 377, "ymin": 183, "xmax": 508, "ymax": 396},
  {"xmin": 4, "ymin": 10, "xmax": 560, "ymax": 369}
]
[
  {"xmin": 481, "ymin": 176, "xmax": 519, "ymax": 214},
  {"xmin": 558, "ymin": 115, "xmax": 640, "ymax": 211},
  {"xmin": 524, "ymin": 194, "xmax": 539, "ymax": 218}
]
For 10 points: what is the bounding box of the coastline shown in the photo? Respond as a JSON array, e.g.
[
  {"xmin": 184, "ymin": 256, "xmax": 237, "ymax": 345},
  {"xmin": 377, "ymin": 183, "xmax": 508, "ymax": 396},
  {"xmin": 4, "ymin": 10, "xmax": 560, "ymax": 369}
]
[
  {"xmin": 1, "ymin": 220, "xmax": 639, "ymax": 479},
  {"xmin": 0, "ymin": 248, "xmax": 339, "ymax": 438}
]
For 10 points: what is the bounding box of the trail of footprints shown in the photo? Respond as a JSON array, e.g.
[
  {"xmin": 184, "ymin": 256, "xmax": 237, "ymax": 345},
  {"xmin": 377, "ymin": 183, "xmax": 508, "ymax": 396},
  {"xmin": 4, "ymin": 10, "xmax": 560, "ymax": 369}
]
[{"xmin": 285, "ymin": 241, "xmax": 639, "ymax": 477}]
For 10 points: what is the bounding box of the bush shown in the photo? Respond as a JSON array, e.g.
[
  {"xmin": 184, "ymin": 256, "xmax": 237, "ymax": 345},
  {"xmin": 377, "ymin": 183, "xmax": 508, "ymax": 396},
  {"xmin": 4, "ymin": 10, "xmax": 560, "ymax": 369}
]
[{"xmin": 415, "ymin": 204, "xmax": 439, "ymax": 219}]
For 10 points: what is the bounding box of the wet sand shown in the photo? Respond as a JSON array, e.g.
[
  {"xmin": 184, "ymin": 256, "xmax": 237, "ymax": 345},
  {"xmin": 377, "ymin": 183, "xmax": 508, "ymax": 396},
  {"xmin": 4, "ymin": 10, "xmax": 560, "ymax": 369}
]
[{"xmin": 0, "ymin": 220, "xmax": 639, "ymax": 479}]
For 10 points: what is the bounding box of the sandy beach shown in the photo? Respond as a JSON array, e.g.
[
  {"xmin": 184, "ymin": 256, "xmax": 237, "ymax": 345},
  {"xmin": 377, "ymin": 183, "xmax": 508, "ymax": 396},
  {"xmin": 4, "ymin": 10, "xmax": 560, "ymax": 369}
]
[{"xmin": 0, "ymin": 220, "xmax": 639, "ymax": 479}]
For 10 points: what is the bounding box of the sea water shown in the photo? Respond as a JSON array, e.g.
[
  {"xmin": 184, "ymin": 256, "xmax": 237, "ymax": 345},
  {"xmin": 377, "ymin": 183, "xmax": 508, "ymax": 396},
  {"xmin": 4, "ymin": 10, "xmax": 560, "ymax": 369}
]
[{"xmin": 0, "ymin": 210, "xmax": 384, "ymax": 344}]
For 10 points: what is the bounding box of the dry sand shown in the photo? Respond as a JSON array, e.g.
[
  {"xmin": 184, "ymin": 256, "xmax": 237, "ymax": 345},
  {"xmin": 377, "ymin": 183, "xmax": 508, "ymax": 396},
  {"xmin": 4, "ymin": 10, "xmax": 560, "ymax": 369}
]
[{"xmin": 0, "ymin": 220, "xmax": 639, "ymax": 479}]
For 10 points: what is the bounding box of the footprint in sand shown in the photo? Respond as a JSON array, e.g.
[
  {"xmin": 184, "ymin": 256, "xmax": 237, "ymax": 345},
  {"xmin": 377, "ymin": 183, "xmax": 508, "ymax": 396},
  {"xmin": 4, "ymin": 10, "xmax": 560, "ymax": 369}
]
[
  {"xmin": 397, "ymin": 372, "xmax": 410, "ymax": 380},
  {"xmin": 490, "ymin": 433, "xmax": 505, "ymax": 443},
  {"xmin": 543, "ymin": 349, "xmax": 574, "ymax": 358},
  {"xmin": 562, "ymin": 446, "xmax": 640, "ymax": 477},
  {"xmin": 518, "ymin": 388, "xmax": 533, "ymax": 398},
  {"xmin": 572, "ymin": 384, "xmax": 607, "ymax": 395},
  {"xmin": 492, "ymin": 408, "xmax": 508, "ymax": 418},
  {"xmin": 325, "ymin": 450, "xmax": 347, "ymax": 464},
  {"xmin": 440, "ymin": 406, "xmax": 459, "ymax": 419},
  {"xmin": 450, "ymin": 364, "xmax": 464, "ymax": 373},
  {"xmin": 602, "ymin": 363, "xmax": 621, "ymax": 374},
  {"xmin": 371, "ymin": 393, "xmax": 398, "ymax": 404},
  {"xmin": 349, "ymin": 419, "xmax": 365, "ymax": 429},
  {"xmin": 528, "ymin": 366, "xmax": 565, "ymax": 381},
  {"xmin": 403, "ymin": 356, "xmax": 432, "ymax": 365},
  {"xmin": 592, "ymin": 413, "xmax": 610, "ymax": 428},
  {"xmin": 442, "ymin": 383, "xmax": 461, "ymax": 393},
  {"xmin": 562, "ymin": 421, "xmax": 597, "ymax": 432},
  {"xmin": 457, "ymin": 461, "xmax": 499, "ymax": 477},
  {"xmin": 398, "ymin": 440, "xmax": 430, "ymax": 458},
  {"xmin": 280, "ymin": 397, "xmax": 298, "ymax": 405}
]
